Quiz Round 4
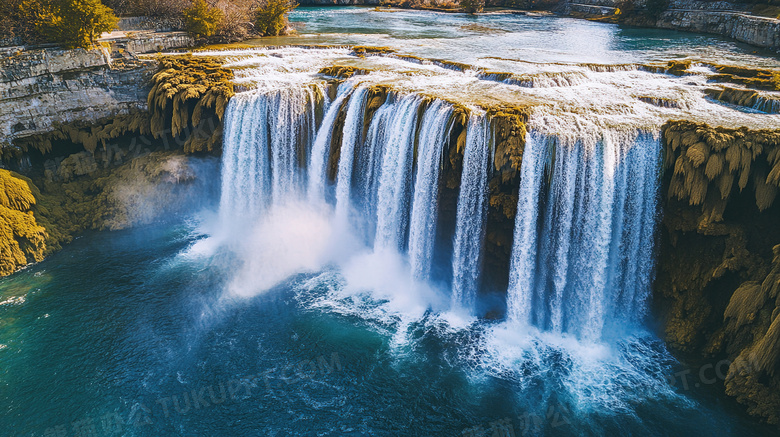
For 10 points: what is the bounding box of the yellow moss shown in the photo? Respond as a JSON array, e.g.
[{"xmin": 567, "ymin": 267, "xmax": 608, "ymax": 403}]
[
  {"xmin": 351, "ymin": 46, "xmax": 395, "ymax": 57},
  {"xmin": 487, "ymin": 106, "xmax": 529, "ymax": 182},
  {"xmin": 0, "ymin": 170, "xmax": 47, "ymax": 276},
  {"xmin": 9, "ymin": 113, "xmax": 151, "ymax": 158},
  {"xmin": 663, "ymin": 121, "xmax": 780, "ymax": 213},
  {"xmin": 318, "ymin": 65, "xmax": 370, "ymax": 79},
  {"xmin": 710, "ymin": 65, "xmax": 780, "ymax": 92},
  {"xmin": 666, "ymin": 60, "xmax": 693, "ymax": 76},
  {"xmin": 722, "ymin": 245, "xmax": 780, "ymax": 424},
  {"xmin": 147, "ymin": 55, "xmax": 235, "ymax": 152}
]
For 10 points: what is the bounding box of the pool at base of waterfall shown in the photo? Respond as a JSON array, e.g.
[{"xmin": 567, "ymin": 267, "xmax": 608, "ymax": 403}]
[{"xmin": 0, "ymin": 220, "xmax": 776, "ymax": 436}]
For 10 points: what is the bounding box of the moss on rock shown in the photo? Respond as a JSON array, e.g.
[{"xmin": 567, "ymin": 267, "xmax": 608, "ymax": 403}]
[
  {"xmin": 318, "ymin": 65, "xmax": 371, "ymax": 79},
  {"xmin": 147, "ymin": 55, "xmax": 235, "ymax": 153},
  {"xmin": 663, "ymin": 121, "xmax": 780, "ymax": 221},
  {"xmin": 0, "ymin": 170, "xmax": 47, "ymax": 276},
  {"xmin": 658, "ymin": 120, "xmax": 780, "ymax": 426}
]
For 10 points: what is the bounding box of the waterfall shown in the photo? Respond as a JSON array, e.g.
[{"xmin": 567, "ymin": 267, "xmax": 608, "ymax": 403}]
[
  {"xmin": 373, "ymin": 94, "xmax": 425, "ymax": 252},
  {"xmin": 220, "ymin": 87, "xmax": 320, "ymax": 219},
  {"xmin": 451, "ymin": 114, "xmax": 491, "ymax": 312},
  {"xmin": 408, "ymin": 101, "xmax": 454, "ymax": 281},
  {"xmin": 353, "ymin": 103, "xmax": 393, "ymax": 245},
  {"xmin": 219, "ymin": 92, "xmax": 270, "ymax": 219},
  {"xmin": 505, "ymin": 131, "xmax": 660, "ymax": 340},
  {"xmin": 309, "ymin": 84, "xmax": 352, "ymax": 202},
  {"xmin": 506, "ymin": 133, "xmax": 548, "ymax": 325},
  {"xmin": 219, "ymin": 80, "xmax": 661, "ymax": 338},
  {"xmin": 335, "ymin": 87, "xmax": 369, "ymax": 222},
  {"xmin": 270, "ymin": 87, "xmax": 320, "ymax": 202}
]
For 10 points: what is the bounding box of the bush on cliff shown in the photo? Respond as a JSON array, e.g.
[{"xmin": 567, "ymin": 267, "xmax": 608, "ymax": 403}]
[
  {"xmin": 253, "ymin": 0, "xmax": 297, "ymax": 37},
  {"xmin": 184, "ymin": 0, "xmax": 224, "ymax": 39},
  {"xmin": 17, "ymin": 0, "xmax": 118, "ymax": 48}
]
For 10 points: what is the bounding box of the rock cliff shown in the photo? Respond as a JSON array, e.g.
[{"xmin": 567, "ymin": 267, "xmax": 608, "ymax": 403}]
[{"xmin": 0, "ymin": 47, "xmax": 154, "ymax": 149}]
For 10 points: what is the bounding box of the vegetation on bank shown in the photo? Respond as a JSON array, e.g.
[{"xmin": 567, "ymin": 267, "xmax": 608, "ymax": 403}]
[
  {"xmin": 0, "ymin": 50, "xmax": 240, "ymax": 277},
  {"xmin": 0, "ymin": 170, "xmax": 47, "ymax": 276},
  {"xmin": 0, "ymin": 0, "xmax": 298, "ymax": 48},
  {"xmin": 148, "ymin": 55, "xmax": 235, "ymax": 153},
  {"xmin": 664, "ymin": 121, "xmax": 780, "ymax": 218},
  {"xmin": 1, "ymin": 0, "xmax": 119, "ymax": 48},
  {"xmin": 460, "ymin": 0, "xmax": 485, "ymax": 13}
]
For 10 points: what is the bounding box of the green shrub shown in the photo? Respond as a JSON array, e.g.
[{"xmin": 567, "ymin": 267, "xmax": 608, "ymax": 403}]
[
  {"xmin": 253, "ymin": 0, "xmax": 297, "ymax": 37},
  {"xmin": 184, "ymin": 0, "xmax": 224, "ymax": 39},
  {"xmin": 20, "ymin": 0, "xmax": 118, "ymax": 49}
]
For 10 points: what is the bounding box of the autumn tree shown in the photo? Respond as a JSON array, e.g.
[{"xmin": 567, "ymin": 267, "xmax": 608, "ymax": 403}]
[
  {"xmin": 253, "ymin": 0, "xmax": 297, "ymax": 37},
  {"xmin": 183, "ymin": 0, "xmax": 224, "ymax": 39},
  {"xmin": 19, "ymin": 0, "xmax": 118, "ymax": 48}
]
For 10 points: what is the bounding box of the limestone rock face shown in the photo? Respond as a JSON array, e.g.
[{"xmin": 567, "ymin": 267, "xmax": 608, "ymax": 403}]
[
  {"xmin": 0, "ymin": 47, "xmax": 154, "ymax": 146},
  {"xmin": 657, "ymin": 11, "xmax": 780, "ymax": 51},
  {"xmin": 565, "ymin": 0, "xmax": 780, "ymax": 51}
]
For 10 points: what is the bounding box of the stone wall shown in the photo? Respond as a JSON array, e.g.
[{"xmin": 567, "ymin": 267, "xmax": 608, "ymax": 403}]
[{"xmin": 0, "ymin": 47, "xmax": 153, "ymax": 146}]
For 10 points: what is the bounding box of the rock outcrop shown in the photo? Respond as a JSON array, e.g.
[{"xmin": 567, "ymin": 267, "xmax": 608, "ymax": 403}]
[
  {"xmin": 657, "ymin": 6, "xmax": 780, "ymax": 51},
  {"xmin": 656, "ymin": 120, "xmax": 780, "ymax": 426},
  {"xmin": 566, "ymin": 0, "xmax": 780, "ymax": 51},
  {"xmin": 0, "ymin": 47, "xmax": 154, "ymax": 149}
]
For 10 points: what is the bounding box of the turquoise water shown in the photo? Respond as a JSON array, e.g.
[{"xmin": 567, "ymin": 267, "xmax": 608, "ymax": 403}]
[{"xmin": 0, "ymin": 220, "xmax": 776, "ymax": 436}]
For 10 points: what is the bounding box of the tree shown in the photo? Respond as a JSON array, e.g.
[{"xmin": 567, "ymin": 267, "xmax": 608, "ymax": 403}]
[
  {"xmin": 183, "ymin": 0, "xmax": 224, "ymax": 39},
  {"xmin": 20, "ymin": 0, "xmax": 118, "ymax": 49},
  {"xmin": 253, "ymin": 0, "xmax": 297, "ymax": 37}
]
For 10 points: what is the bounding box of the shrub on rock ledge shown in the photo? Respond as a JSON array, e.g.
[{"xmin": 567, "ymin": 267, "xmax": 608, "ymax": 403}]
[
  {"xmin": 184, "ymin": 0, "xmax": 224, "ymax": 39},
  {"xmin": 18, "ymin": 0, "xmax": 119, "ymax": 49},
  {"xmin": 253, "ymin": 0, "xmax": 297, "ymax": 37}
]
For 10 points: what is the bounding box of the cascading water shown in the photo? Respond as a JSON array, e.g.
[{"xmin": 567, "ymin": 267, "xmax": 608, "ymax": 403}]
[
  {"xmin": 450, "ymin": 114, "xmax": 491, "ymax": 312},
  {"xmin": 219, "ymin": 78, "xmax": 661, "ymax": 336},
  {"xmin": 353, "ymin": 103, "xmax": 393, "ymax": 244},
  {"xmin": 335, "ymin": 86, "xmax": 369, "ymax": 222},
  {"xmin": 220, "ymin": 86, "xmax": 321, "ymax": 219},
  {"xmin": 407, "ymin": 100, "xmax": 454, "ymax": 281},
  {"xmin": 372, "ymin": 94, "xmax": 425, "ymax": 252},
  {"xmin": 12, "ymin": 12, "xmax": 780, "ymax": 435},
  {"xmin": 308, "ymin": 84, "xmax": 351, "ymax": 202},
  {"xmin": 506, "ymin": 130, "xmax": 661, "ymax": 340}
]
